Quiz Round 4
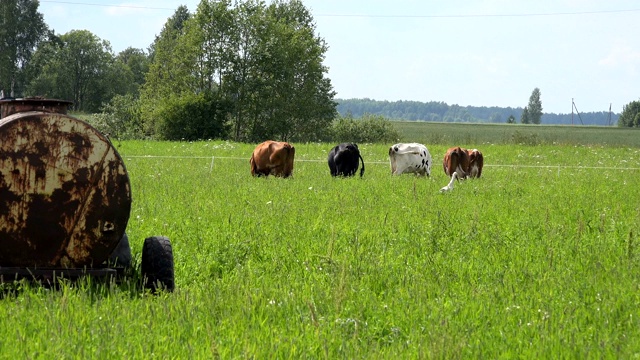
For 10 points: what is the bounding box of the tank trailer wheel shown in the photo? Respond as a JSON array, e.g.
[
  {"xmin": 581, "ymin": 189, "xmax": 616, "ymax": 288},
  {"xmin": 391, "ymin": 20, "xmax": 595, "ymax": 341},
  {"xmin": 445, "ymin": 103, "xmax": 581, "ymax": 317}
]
[
  {"xmin": 107, "ymin": 233, "xmax": 133, "ymax": 269},
  {"xmin": 141, "ymin": 236, "xmax": 175, "ymax": 292}
]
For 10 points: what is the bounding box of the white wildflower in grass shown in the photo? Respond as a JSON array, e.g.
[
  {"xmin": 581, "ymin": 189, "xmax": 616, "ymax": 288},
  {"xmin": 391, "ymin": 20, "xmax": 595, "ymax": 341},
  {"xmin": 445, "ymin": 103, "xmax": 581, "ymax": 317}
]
[{"xmin": 538, "ymin": 309, "xmax": 550, "ymax": 321}]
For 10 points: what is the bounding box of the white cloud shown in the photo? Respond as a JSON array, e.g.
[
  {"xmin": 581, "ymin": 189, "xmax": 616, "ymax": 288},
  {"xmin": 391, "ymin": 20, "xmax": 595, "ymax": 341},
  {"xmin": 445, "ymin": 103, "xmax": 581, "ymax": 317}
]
[
  {"xmin": 599, "ymin": 40, "xmax": 640, "ymax": 78},
  {"xmin": 105, "ymin": 5, "xmax": 144, "ymax": 17},
  {"xmin": 599, "ymin": 41, "xmax": 640, "ymax": 67}
]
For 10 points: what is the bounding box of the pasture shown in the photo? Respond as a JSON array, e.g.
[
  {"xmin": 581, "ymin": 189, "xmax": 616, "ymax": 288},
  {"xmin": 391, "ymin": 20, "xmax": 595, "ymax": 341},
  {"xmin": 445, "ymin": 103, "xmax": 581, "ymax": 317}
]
[
  {"xmin": 2, "ymin": 133, "xmax": 640, "ymax": 358},
  {"xmin": 393, "ymin": 121, "xmax": 640, "ymax": 147}
]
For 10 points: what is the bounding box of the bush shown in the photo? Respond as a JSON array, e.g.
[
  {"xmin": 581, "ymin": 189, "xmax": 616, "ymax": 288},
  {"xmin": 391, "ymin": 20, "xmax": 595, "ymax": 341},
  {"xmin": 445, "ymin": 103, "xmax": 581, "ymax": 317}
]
[
  {"xmin": 330, "ymin": 113, "xmax": 400, "ymax": 143},
  {"xmin": 154, "ymin": 93, "xmax": 231, "ymax": 141},
  {"xmin": 90, "ymin": 94, "xmax": 145, "ymax": 140}
]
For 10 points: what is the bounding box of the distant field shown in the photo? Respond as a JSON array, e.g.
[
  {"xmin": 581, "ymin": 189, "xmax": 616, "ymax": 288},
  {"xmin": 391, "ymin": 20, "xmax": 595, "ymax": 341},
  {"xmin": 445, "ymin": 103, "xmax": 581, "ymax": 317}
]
[
  {"xmin": 75, "ymin": 111, "xmax": 640, "ymax": 148},
  {"xmin": 392, "ymin": 121, "xmax": 640, "ymax": 147}
]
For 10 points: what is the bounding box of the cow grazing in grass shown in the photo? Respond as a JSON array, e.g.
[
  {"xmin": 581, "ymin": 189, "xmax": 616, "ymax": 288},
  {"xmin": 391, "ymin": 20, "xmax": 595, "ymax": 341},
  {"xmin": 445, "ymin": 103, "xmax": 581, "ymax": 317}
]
[
  {"xmin": 467, "ymin": 148, "xmax": 484, "ymax": 178},
  {"xmin": 250, "ymin": 140, "xmax": 295, "ymax": 177},
  {"xmin": 328, "ymin": 143, "xmax": 365, "ymax": 177},
  {"xmin": 443, "ymin": 146, "xmax": 470, "ymax": 178},
  {"xmin": 388, "ymin": 143, "xmax": 432, "ymax": 176}
]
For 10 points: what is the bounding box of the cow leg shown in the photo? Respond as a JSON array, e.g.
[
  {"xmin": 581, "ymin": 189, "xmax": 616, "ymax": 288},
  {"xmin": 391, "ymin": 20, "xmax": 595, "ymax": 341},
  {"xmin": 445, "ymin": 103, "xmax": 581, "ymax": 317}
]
[
  {"xmin": 270, "ymin": 165, "xmax": 282, "ymax": 176},
  {"xmin": 328, "ymin": 158, "xmax": 338, "ymax": 177}
]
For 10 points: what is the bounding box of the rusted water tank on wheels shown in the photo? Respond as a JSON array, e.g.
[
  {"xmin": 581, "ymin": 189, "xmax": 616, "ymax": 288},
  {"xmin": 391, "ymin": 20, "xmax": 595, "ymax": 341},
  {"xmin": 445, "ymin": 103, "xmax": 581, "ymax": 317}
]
[{"xmin": 0, "ymin": 97, "xmax": 174, "ymax": 292}]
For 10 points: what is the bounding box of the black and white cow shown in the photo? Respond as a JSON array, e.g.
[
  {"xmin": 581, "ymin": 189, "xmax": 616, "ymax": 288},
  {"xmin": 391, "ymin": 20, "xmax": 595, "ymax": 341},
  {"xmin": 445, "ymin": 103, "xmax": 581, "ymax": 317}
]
[
  {"xmin": 388, "ymin": 142, "xmax": 432, "ymax": 176},
  {"xmin": 328, "ymin": 143, "xmax": 365, "ymax": 177}
]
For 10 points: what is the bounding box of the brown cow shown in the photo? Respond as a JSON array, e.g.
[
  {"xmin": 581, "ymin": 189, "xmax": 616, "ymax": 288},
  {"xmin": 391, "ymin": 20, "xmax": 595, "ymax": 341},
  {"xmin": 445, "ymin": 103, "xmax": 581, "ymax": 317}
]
[
  {"xmin": 250, "ymin": 140, "xmax": 295, "ymax": 177},
  {"xmin": 443, "ymin": 146, "xmax": 469, "ymax": 178},
  {"xmin": 466, "ymin": 148, "xmax": 484, "ymax": 178}
]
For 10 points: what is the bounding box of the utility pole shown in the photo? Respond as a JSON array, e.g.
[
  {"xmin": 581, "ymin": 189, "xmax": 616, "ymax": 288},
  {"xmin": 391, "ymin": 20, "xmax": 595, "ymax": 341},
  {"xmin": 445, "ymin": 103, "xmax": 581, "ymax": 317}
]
[{"xmin": 572, "ymin": 99, "xmax": 584, "ymax": 125}]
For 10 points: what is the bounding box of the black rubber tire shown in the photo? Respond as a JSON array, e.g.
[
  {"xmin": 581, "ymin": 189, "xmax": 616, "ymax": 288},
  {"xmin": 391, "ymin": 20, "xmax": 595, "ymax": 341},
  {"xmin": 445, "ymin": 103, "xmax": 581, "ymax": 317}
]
[
  {"xmin": 107, "ymin": 233, "xmax": 133, "ymax": 269},
  {"xmin": 141, "ymin": 236, "xmax": 175, "ymax": 292}
]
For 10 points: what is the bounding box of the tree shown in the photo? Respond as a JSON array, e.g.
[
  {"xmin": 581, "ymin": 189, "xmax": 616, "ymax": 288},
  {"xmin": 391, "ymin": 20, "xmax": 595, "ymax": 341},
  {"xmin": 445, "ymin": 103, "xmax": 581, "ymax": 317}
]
[
  {"xmin": 139, "ymin": 6, "xmax": 193, "ymax": 135},
  {"xmin": 520, "ymin": 106, "xmax": 530, "ymax": 124},
  {"xmin": 140, "ymin": 0, "xmax": 336, "ymax": 142},
  {"xmin": 148, "ymin": 5, "xmax": 191, "ymax": 61},
  {"xmin": 212, "ymin": 0, "xmax": 337, "ymax": 141},
  {"xmin": 506, "ymin": 115, "xmax": 516, "ymax": 124},
  {"xmin": 26, "ymin": 30, "xmax": 124, "ymax": 112},
  {"xmin": 618, "ymin": 100, "xmax": 640, "ymax": 127},
  {"xmin": 0, "ymin": 0, "xmax": 49, "ymax": 97},
  {"xmin": 527, "ymin": 87, "xmax": 543, "ymax": 124},
  {"xmin": 116, "ymin": 47, "xmax": 150, "ymax": 94},
  {"xmin": 250, "ymin": 0, "xmax": 336, "ymax": 141}
]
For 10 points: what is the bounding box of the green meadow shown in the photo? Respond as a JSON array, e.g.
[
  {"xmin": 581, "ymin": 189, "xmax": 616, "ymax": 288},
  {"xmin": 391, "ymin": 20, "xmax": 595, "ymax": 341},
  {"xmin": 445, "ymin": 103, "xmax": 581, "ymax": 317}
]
[
  {"xmin": 1, "ymin": 123, "xmax": 640, "ymax": 358},
  {"xmin": 394, "ymin": 121, "xmax": 640, "ymax": 147}
]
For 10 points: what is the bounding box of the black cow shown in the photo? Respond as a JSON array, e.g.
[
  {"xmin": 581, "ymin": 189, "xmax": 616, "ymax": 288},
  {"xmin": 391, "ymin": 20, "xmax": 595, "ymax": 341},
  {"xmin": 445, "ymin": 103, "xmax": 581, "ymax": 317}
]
[{"xmin": 327, "ymin": 143, "xmax": 365, "ymax": 177}]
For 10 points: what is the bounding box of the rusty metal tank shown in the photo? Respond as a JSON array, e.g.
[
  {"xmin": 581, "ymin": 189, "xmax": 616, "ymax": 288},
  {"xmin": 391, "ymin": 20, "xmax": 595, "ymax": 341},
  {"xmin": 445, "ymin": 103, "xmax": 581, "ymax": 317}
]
[{"xmin": 0, "ymin": 98, "xmax": 131, "ymax": 268}]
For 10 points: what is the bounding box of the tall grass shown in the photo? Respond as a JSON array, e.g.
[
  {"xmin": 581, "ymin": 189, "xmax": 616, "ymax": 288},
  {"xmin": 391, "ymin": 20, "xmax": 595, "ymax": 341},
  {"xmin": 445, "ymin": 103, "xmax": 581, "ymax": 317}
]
[{"xmin": 1, "ymin": 137, "xmax": 640, "ymax": 358}]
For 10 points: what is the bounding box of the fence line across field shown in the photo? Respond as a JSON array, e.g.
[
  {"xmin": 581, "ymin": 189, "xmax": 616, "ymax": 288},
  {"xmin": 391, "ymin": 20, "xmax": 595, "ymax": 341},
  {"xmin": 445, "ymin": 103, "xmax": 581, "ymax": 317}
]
[{"xmin": 122, "ymin": 155, "xmax": 640, "ymax": 172}]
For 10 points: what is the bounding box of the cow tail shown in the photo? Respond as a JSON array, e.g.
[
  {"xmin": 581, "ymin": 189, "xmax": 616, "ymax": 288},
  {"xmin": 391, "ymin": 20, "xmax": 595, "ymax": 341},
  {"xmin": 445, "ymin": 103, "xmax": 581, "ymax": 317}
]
[
  {"xmin": 285, "ymin": 144, "xmax": 295, "ymax": 178},
  {"xmin": 460, "ymin": 148, "xmax": 469, "ymax": 178},
  {"xmin": 450, "ymin": 151, "xmax": 458, "ymax": 177},
  {"xmin": 359, "ymin": 154, "xmax": 365, "ymax": 177},
  {"xmin": 250, "ymin": 154, "xmax": 257, "ymax": 176},
  {"xmin": 452, "ymin": 149, "xmax": 467, "ymax": 178},
  {"xmin": 281, "ymin": 143, "xmax": 292, "ymax": 156}
]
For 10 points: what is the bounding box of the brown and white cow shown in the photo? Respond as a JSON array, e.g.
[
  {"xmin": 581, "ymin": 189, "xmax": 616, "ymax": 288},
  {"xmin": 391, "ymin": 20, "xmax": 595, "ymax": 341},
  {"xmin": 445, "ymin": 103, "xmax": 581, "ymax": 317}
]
[
  {"xmin": 466, "ymin": 148, "xmax": 484, "ymax": 178},
  {"xmin": 250, "ymin": 140, "xmax": 295, "ymax": 177},
  {"xmin": 443, "ymin": 146, "xmax": 469, "ymax": 178}
]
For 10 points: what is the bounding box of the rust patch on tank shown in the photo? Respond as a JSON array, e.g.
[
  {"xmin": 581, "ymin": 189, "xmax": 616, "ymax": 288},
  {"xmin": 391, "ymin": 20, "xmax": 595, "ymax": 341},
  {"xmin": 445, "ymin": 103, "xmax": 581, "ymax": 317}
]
[{"xmin": 0, "ymin": 110, "xmax": 131, "ymax": 267}]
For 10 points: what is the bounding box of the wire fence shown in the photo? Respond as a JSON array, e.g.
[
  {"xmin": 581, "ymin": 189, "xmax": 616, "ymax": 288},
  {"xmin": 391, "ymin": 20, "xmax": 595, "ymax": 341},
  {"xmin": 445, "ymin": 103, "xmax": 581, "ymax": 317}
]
[{"xmin": 122, "ymin": 155, "xmax": 640, "ymax": 172}]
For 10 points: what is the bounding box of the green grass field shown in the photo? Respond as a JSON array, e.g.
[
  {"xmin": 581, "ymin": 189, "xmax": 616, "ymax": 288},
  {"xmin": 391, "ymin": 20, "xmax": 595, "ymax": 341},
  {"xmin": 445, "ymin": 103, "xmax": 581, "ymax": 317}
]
[
  {"xmin": 2, "ymin": 124, "xmax": 640, "ymax": 358},
  {"xmin": 393, "ymin": 121, "xmax": 640, "ymax": 147}
]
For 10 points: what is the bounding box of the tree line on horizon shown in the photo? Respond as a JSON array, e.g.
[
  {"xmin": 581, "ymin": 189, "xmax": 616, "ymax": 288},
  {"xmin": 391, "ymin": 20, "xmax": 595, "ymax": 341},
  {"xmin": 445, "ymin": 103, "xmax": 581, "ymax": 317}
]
[{"xmin": 335, "ymin": 98, "xmax": 621, "ymax": 126}]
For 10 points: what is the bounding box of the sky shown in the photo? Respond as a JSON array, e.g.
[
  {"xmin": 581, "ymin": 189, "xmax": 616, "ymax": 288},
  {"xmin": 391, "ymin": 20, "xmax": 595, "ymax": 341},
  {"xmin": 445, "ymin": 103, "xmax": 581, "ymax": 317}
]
[{"xmin": 38, "ymin": 0, "xmax": 640, "ymax": 114}]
